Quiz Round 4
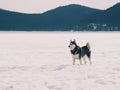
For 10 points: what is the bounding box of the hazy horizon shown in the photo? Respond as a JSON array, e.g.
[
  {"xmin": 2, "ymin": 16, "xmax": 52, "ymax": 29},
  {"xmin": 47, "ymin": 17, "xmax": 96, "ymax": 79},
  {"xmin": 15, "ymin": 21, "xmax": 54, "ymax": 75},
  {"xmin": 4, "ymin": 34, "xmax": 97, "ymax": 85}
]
[{"xmin": 0, "ymin": 0, "xmax": 119, "ymax": 13}]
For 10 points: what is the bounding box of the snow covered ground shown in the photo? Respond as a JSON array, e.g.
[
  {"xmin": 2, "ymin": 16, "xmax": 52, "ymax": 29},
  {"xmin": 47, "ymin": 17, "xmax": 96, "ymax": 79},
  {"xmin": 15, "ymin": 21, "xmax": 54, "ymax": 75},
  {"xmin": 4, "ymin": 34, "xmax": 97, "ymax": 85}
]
[{"xmin": 0, "ymin": 31, "xmax": 120, "ymax": 90}]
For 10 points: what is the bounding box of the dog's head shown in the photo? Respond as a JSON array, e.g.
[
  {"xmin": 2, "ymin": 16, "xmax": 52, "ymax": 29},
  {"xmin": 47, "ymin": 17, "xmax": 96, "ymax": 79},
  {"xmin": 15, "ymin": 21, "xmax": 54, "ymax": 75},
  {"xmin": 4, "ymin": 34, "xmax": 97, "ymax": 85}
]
[{"xmin": 68, "ymin": 40, "xmax": 77, "ymax": 50}]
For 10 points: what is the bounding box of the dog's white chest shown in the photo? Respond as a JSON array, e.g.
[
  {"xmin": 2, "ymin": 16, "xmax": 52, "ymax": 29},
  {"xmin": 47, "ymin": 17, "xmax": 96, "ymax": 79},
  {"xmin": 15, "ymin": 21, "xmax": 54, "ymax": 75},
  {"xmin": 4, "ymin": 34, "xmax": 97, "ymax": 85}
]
[{"xmin": 72, "ymin": 54, "xmax": 79, "ymax": 59}]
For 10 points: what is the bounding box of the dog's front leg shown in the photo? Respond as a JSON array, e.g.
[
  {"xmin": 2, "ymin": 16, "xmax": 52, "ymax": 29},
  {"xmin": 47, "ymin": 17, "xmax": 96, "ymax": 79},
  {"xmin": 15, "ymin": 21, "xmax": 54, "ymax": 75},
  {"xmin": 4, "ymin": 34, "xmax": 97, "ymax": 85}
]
[
  {"xmin": 73, "ymin": 59, "xmax": 75, "ymax": 65},
  {"xmin": 83, "ymin": 56, "xmax": 87, "ymax": 64}
]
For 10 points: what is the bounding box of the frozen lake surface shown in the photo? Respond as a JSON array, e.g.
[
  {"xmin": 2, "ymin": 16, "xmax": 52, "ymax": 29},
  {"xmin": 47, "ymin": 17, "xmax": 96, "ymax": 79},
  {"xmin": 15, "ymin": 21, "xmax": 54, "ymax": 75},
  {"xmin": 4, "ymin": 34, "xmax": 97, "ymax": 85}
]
[{"xmin": 0, "ymin": 31, "xmax": 120, "ymax": 90}]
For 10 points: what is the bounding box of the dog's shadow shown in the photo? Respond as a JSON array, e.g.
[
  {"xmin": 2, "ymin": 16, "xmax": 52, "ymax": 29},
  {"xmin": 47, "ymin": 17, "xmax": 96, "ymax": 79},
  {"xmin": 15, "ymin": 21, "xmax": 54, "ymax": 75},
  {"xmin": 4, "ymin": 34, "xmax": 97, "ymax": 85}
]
[
  {"xmin": 55, "ymin": 65, "xmax": 69, "ymax": 71},
  {"xmin": 54, "ymin": 64, "xmax": 83, "ymax": 71}
]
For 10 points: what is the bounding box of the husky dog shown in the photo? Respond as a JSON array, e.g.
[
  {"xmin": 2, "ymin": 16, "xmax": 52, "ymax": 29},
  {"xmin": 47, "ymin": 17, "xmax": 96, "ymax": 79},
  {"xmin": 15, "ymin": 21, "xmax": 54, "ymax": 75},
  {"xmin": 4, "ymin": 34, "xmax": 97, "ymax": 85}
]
[{"xmin": 68, "ymin": 40, "xmax": 92, "ymax": 65}]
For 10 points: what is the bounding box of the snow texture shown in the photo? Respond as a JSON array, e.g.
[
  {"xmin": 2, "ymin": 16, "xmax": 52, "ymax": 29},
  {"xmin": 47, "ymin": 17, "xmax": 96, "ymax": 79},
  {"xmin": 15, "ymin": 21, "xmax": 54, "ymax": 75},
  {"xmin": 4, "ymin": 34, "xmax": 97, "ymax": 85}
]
[{"xmin": 0, "ymin": 31, "xmax": 120, "ymax": 90}]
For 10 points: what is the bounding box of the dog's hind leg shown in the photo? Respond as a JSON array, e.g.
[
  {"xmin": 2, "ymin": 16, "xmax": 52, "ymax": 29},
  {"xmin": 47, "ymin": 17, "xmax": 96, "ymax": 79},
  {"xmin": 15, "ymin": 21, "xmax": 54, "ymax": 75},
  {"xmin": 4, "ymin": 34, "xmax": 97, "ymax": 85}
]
[
  {"xmin": 89, "ymin": 57, "xmax": 92, "ymax": 64},
  {"xmin": 79, "ymin": 59, "xmax": 82, "ymax": 65},
  {"xmin": 87, "ymin": 52, "xmax": 92, "ymax": 64}
]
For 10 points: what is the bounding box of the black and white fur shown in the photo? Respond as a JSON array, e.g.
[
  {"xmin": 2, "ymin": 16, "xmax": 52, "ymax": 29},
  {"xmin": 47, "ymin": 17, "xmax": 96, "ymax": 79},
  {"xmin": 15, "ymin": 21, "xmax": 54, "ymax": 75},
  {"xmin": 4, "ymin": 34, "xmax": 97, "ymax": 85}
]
[{"xmin": 68, "ymin": 40, "xmax": 92, "ymax": 65}]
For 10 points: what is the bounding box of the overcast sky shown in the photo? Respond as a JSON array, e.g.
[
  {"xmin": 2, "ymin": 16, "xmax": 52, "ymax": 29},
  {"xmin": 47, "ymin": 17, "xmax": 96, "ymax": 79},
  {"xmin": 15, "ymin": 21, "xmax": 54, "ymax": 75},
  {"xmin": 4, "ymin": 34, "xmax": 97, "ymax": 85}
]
[{"xmin": 0, "ymin": 0, "xmax": 119, "ymax": 13}]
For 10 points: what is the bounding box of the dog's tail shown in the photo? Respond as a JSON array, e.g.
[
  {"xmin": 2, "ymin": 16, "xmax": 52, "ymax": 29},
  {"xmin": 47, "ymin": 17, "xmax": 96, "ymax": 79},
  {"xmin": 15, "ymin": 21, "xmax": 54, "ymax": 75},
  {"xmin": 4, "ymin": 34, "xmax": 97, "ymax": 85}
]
[{"xmin": 86, "ymin": 42, "xmax": 91, "ymax": 50}]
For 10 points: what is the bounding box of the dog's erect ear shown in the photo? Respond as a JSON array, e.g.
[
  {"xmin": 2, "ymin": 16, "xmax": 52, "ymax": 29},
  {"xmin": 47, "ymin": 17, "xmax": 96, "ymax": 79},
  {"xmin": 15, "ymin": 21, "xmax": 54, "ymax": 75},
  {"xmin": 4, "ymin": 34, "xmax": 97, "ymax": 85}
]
[{"xmin": 74, "ymin": 39, "xmax": 76, "ymax": 42}]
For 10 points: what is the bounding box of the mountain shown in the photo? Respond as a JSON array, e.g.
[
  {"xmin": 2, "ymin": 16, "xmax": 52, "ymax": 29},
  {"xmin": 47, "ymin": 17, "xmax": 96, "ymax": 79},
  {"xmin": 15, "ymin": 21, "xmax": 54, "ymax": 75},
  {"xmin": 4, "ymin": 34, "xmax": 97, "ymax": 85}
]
[
  {"xmin": 0, "ymin": 4, "xmax": 100, "ymax": 30},
  {"xmin": 80, "ymin": 3, "xmax": 120, "ymax": 30},
  {"xmin": 0, "ymin": 9, "xmax": 42, "ymax": 30},
  {"xmin": 40, "ymin": 5, "xmax": 99, "ymax": 26},
  {"xmin": 1, "ymin": 3, "xmax": 120, "ymax": 31}
]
